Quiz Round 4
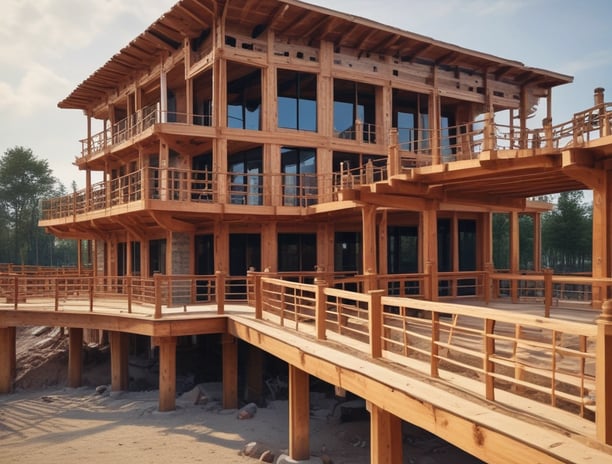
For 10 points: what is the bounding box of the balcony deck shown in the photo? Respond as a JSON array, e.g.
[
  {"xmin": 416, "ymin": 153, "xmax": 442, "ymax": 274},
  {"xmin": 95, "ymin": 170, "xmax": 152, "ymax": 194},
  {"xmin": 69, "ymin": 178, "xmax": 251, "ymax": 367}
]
[{"xmin": 0, "ymin": 274, "xmax": 610, "ymax": 463}]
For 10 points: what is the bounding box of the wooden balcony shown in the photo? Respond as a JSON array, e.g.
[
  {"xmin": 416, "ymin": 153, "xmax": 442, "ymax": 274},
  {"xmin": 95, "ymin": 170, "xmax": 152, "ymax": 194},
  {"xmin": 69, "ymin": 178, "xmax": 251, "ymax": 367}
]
[{"xmin": 2, "ymin": 266, "xmax": 612, "ymax": 459}]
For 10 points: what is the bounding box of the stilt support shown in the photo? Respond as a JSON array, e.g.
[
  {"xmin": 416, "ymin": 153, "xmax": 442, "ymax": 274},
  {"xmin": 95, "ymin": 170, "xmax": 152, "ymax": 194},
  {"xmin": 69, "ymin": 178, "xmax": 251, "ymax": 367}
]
[
  {"xmin": 155, "ymin": 336, "xmax": 177, "ymax": 412},
  {"xmin": 289, "ymin": 365, "xmax": 310, "ymax": 460},
  {"xmin": 222, "ymin": 334, "xmax": 238, "ymax": 409},
  {"xmin": 68, "ymin": 327, "xmax": 83, "ymax": 388},
  {"xmin": 0, "ymin": 327, "xmax": 16, "ymax": 393},
  {"xmin": 369, "ymin": 402, "xmax": 403, "ymax": 464},
  {"xmin": 110, "ymin": 331, "xmax": 129, "ymax": 392},
  {"xmin": 246, "ymin": 345, "xmax": 264, "ymax": 404}
]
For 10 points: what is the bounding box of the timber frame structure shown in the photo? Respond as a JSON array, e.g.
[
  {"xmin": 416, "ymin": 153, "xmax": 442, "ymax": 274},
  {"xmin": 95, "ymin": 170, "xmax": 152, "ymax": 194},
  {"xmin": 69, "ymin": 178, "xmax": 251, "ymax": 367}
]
[{"xmin": 2, "ymin": 0, "xmax": 612, "ymax": 462}]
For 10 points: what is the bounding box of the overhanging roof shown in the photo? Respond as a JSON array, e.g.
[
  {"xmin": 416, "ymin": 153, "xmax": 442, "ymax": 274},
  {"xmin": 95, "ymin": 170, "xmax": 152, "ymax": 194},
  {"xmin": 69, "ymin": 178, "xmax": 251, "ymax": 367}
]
[{"xmin": 59, "ymin": 0, "xmax": 573, "ymax": 111}]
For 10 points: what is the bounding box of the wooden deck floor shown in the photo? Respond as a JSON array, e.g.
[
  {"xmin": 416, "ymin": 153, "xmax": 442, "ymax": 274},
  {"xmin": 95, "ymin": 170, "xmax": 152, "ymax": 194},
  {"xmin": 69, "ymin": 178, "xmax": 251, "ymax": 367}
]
[{"xmin": 1, "ymin": 298, "xmax": 610, "ymax": 463}]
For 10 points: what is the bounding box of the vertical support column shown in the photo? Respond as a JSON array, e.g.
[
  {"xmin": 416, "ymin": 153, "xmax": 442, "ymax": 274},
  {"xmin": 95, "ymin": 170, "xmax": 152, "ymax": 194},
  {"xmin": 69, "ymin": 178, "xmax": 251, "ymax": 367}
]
[
  {"xmin": 509, "ymin": 211, "xmax": 520, "ymax": 303},
  {"xmin": 592, "ymin": 171, "xmax": 611, "ymax": 307},
  {"xmin": 245, "ymin": 345, "xmax": 264, "ymax": 404},
  {"xmin": 222, "ymin": 334, "xmax": 238, "ymax": 409},
  {"xmin": 533, "ymin": 212, "xmax": 542, "ymax": 272},
  {"xmin": 0, "ymin": 327, "xmax": 16, "ymax": 393},
  {"xmin": 596, "ymin": 300, "xmax": 612, "ymax": 445},
  {"xmin": 289, "ymin": 365, "xmax": 310, "ymax": 461},
  {"xmin": 362, "ymin": 204, "xmax": 378, "ymax": 293},
  {"xmin": 68, "ymin": 327, "xmax": 83, "ymax": 388},
  {"xmin": 109, "ymin": 331, "xmax": 129, "ymax": 392},
  {"xmin": 369, "ymin": 402, "xmax": 402, "ymax": 464},
  {"xmin": 421, "ymin": 206, "xmax": 438, "ymax": 301},
  {"xmin": 156, "ymin": 336, "xmax": 177, "ymax": 412}
]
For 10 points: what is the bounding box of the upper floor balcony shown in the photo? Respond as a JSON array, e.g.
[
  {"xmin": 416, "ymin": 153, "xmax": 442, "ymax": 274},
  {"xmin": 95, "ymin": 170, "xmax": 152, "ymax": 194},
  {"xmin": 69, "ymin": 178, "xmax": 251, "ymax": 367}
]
[{"xmin": 44, "ymin": 99, "xmax": 612, "ymax": 225}]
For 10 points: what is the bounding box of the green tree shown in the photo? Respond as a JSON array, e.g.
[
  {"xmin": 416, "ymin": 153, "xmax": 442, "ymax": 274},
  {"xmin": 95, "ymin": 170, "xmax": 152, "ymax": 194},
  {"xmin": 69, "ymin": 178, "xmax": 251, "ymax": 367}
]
[
  {"xmin": 542, "ymin": 191, "xmax": 592, "ymax": 272},
  {"xmin": 0, "ymin": 146, "xmax": 58, "ymax": 264}
]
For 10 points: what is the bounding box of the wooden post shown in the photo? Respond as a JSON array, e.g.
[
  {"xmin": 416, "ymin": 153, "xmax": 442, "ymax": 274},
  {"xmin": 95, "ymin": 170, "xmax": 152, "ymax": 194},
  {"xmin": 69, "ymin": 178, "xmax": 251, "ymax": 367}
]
[
  {"xmin": 369, "ymin": 402, "xmax": 402, "ymax": 464},
  {"xmin": 484, "ymin": 319, "xmax": 496, "ymax": 401},
  {"xmin": 68, "ymin": 328, "xmax": 83, "ymax": 388},
  {"xmin": 596, "ymin": 299, "xmax": 612, "ymax": 444},
  {"xmin": 509, "ymin": 211, "xmax": 519, "ymax": 303},
  {"xmin": 216, "ymin": 271, "xmax": 225, "ymax": 314},
  {"xmin": 54, "ymin": 278, "xmax": 59, "ymax": 311},
  {"xmin": 154, "ymin": 273, "xmax": 162, "ymax": 319},
  {"xmin": 0, "ymin": 327, "xmax": 16, "ymax": 393},
  {"xmin": 289, "ymin": 365, "xmax": 310, "ymax": 460},
  {"xmin": 315, "ymin": 278, "xmax": 327, "ymax": 340},
  {"xmin": 13, "ymin": 276, "xmax": 18, "ymax": 310},
  {"xmin": 156, "ymin": 336, "xmax": 177, "ymax": 412},
  {"xmin": 245, "ymin": 345, "xmax": 264, "ymax": 404},
  {"xmin": 362, "ymin": 205, "xmax": 378, "ymax": 293},
  {"xmin": 255, "ymin": 274, "xmax": 263, "ymax": 319},
  {"xmin": 222, "ymin": 334, "xmax": 238, "ymax": 409},
  {"xmin": 369, "ymin": 290, "xmax": 384, "ymax": 358},
  {"xmin": 388, "ymin": 128, "xmax": 400, "ymax": 177},
  {"xmin": 89, "ymin": 277, "xmax": 94, "ymax": 312},
  {"xmin": 126, "ymin": 275, "xmax": 132, "ymax": 313},
  {"xmin": 109, "ymin": 331, "xmax": 129, "ymax": 392},
  {"xmin": 431, "ymin": 311, "xmax": 440, "ymax": 377},
  {"xmin": 543, "ymin": 268, "xmax": 553, "ymax": 317},
  {"xmin": 484, "ymin": 262, "xmax": 492, "ymax": 305}
]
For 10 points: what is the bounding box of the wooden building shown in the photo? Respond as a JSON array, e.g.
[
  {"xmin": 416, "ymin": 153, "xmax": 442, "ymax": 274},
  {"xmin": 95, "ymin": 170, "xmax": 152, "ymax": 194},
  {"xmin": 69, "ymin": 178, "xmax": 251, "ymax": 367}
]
[{"xmin": 6, "ymin": 0, "xmax": 612, "ymax": 461}]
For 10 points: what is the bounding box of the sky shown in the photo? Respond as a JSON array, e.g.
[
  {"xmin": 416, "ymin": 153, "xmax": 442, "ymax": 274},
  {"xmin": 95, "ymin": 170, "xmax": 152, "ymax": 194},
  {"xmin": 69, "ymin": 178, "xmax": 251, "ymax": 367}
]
[{"xmin": 1, "ymin": 0, "xmax": 611, "ymax": 190}]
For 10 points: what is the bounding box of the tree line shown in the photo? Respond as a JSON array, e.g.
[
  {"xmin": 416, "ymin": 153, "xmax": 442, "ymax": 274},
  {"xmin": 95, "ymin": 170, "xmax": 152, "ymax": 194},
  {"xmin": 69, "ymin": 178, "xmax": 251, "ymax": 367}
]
[
  {"xmin": 0, "ymin": 146, "xmax": 595, "ymax": 273},
  {"xmin": 0, "ymin": 146, "xmax": 77, "ymax": 266},
  {"xmin": 492, "ymin": 191, "xmax": 592, "ymax": 273}
]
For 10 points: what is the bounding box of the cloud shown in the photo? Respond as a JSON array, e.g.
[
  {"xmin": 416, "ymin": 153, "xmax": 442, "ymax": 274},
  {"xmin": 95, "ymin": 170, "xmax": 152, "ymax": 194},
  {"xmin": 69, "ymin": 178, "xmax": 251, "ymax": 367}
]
[
  {"xmin": 0, "ymin": 0, "xmax": 171, "ymax": 66},
  {"xmin": 0, "ymin": 64, "xmax": 71, "ymax": 116},
  {"xmin": 563, "ymin": 50, "xmax": 612, "ymax": 75}
]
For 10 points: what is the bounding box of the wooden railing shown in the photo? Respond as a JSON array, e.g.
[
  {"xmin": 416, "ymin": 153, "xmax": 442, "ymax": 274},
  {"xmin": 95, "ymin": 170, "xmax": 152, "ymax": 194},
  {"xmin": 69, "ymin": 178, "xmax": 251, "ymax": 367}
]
[
  {"xmin": 3, "ymin": 266, "xmax": 612, "ymax": 443},
  {"xmin": 255, "ymin": 276, "xmax": 612, "ymax": 443}
]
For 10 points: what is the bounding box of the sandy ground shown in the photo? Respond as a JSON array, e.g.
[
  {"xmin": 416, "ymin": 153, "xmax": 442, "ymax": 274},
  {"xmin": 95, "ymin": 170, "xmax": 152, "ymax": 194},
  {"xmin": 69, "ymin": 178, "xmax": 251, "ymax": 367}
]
[
  {"xmin": 0, "ymin": 384, "xmax": 484, "ymax": 464},
  {"xmin": 1, "ymin": 327, "xmax": 483, "ymax": 464}
]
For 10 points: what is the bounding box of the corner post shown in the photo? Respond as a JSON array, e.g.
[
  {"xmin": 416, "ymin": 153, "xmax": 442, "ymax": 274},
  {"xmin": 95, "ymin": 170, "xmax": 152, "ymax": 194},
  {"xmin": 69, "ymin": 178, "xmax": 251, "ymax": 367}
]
[{"xmin": 596, "ymin": 299, "xmax": 612, "ymax": 444}]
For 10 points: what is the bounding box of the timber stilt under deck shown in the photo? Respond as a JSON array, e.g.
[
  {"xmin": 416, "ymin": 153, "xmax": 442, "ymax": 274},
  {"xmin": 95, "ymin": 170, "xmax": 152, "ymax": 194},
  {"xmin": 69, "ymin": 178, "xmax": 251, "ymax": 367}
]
[{"xmin": 1, "ymin": 274, "xmax": 612, "ymax": 463}]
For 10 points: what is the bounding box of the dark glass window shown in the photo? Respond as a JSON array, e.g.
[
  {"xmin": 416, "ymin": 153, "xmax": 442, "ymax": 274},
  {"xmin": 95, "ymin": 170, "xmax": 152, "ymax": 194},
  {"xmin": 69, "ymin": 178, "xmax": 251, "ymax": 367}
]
[
  {"xmin": 227, "ymin": 64, "xmax": 261, "ymax": 130},
  {"xmin": 228, "ymin": 148, "xmax": 263, "ymax": 205},
  {"xmin": 333, "ymin": 79, "xmax": 376, "ymax": 142},
  {"xmin": 278, "ymin": 233, "xmax": 317, "ymax": 272},
  {"xmin": 281, "ymin": 147, "xmax": 316, "ymax": 206},
  {"xmin": 278, "ymin": 70, "xmax": 317, "ymax": 131}
]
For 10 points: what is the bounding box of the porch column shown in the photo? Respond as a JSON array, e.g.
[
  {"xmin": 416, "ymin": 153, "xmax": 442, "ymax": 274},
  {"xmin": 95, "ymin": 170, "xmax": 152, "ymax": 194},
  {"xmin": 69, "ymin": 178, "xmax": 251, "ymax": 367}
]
[
  {"xmin": 245, "ymin": 345, "xmax": 264, "ymax": 404},
  {"xmin": 533, "ymin": 212, "xmax": 542, "ymax": 272},
  {"xmin": 369, "ymin": 402, "xmax": 402, "ymax": 464},
  {"xmin": 156, "ymin": 336, "xmax": 177, "ymax": 412},
  {"xmin": 222, "ymin": 334, "xmax": 238, "ymax": 409},
  {"xmin": 289, "ymin": 365, "xmax": 310, "ymax": 460},
  {"xmin": 362, "ymin": 204, "xmax": 378, "ymax": 292},
  {"xmin": 0, "ymin": 327, "xmax": 16, "ymax": 393},
  {"xmin": 422, "ymin": 205, "xmax": 438, "ymax": 301},
  {"xmin": 68, "ymin": 328, "xmax": 83, "ymax": 388},
  {"xmin": 592, "ymin": 171, "xmax": 612, "ymax": 307},
  {"xmin": 109, "ymin": 331, "xmax": 129, "ymax": 392},
  {"xmin": 509, "ymin": 211, "xmax": 520, "ymax": 302}
]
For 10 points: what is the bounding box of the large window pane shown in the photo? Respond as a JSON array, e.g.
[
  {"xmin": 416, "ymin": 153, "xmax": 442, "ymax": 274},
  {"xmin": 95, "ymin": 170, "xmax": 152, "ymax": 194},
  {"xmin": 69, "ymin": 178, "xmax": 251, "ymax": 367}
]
[
  {"xmin": 281, "ymin": 147, "xmax": 317, "ymax": 206},
  {"xmin": 278, "ymin": 70, "xmax": 317, "ymax": 131}
]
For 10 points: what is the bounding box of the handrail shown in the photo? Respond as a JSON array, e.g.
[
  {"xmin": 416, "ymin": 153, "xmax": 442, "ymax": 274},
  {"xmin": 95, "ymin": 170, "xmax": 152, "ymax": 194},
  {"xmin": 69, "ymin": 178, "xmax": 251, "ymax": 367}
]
[{"xmin": 256, "ymin": 276, "xmax": 601, "ymax": 433}]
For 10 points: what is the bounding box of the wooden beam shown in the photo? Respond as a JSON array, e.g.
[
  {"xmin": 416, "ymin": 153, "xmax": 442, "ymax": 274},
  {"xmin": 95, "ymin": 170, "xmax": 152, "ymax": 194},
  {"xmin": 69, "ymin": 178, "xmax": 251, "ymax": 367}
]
[
  {"xmin": 149, "ymin": 211, "xmax": 196, "ymax": 232},
  {"xmin": 369, "ymin": 402, "xmax": 402, "ymax": 464},
  {"xmin": 110, "ymin": 331, "xmax": 129, "ymax": 392},
  {"xmin": 68, "ymin": 327, "xmax": 83, "ymax": 388},
  {"xmin": 222, "ymin": 334, "xmax": 238, "ymax": 409},
  {"xmin": 289, "ymin": 365, "xmax": 310, "ymax": 460},
  {"xmin": 156, "ymin": 336, "xmax": 177, "ymax": 412},
  {"xmin": 0, "ymin": 327, "xmax": 16, "ymax": 393}
]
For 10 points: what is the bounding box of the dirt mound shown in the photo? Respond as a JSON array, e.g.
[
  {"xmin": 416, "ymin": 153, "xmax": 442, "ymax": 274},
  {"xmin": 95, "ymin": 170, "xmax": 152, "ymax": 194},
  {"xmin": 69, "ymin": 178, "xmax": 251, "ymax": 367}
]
[{"xmin": 15, "ymin": 326, "xmax": 110, "ymax": 390}]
